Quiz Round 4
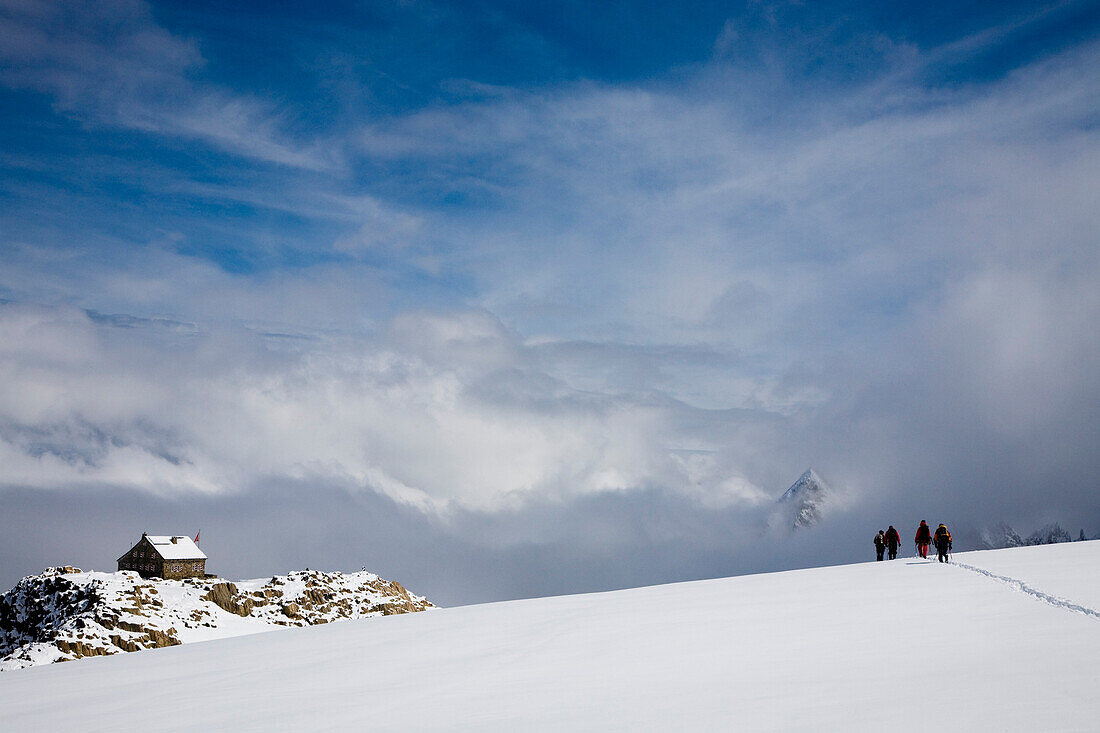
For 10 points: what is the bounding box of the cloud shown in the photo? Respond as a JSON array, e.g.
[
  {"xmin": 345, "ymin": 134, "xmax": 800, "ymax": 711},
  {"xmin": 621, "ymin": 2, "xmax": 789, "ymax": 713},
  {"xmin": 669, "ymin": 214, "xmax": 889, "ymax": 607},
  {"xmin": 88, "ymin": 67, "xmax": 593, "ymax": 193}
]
[
  {"xmin": 0, "ymin": 475, "xmax": 889, "ymax": 606},
  {"xmin": 0, "ymin": 0, "xmax": 333, "ymax": 169},
  {"xmin": 2, "ymin": 3, "xmax": 1099, "ymax": 601},
  {"xmin": 333, "ymin": 196, "xmax": 426, "ymax": 255},
  {"xmin": 0, "ymin": 0, "xmax": 200, "ymax": 104},
  {"xmin": 325, "ymin": 38, "xmax": 1100, "ymax": 476},
  {"xmin": 0, "ymin": 302, "xmax": 782, "ymax": 511}
]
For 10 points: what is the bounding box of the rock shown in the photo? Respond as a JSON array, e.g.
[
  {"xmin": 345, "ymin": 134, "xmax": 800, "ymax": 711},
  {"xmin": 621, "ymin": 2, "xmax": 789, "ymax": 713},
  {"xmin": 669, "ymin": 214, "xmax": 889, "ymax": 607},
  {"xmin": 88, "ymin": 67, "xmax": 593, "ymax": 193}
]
[
  {"xmin": 109, "ymin": 634, "xmax": 139, "ymax": 653},
  {"xmin": 203, "ymin": 582, "xmax": 251, "ymax": 616},
  {"xmin": 56, "ymin": 638, "xmax": 109, "ymax": 658},
  {"xmin": 203, "ymin": 582, "xmax": 238, "ymax": 611},
  {"xmin": 144, "ymin": 628, "xmax": 180, "ymax": 648}
]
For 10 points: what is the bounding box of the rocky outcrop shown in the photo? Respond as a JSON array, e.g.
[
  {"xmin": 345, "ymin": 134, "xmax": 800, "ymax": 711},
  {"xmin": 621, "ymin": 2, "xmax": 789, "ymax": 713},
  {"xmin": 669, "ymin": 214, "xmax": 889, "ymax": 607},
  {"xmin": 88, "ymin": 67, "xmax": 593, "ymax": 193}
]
[
  {"xmin": 980, "ymin": 522, "xmax": 1075, "ymax": 550},
  {"xmin": 1, "ymin": 567, "xmax": 435, "ymax": 671},
  {"xmin": 203, "ymin": 583, "xmax": 254, "ymax": 616},
  {"xmin": 979, "ymin": 523, "xmax": 1026, "ymax": 550}
]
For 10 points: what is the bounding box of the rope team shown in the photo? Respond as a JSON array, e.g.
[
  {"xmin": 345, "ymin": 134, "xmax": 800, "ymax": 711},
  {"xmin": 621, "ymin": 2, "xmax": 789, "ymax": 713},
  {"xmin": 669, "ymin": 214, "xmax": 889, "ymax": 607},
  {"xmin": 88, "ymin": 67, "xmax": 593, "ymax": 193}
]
[{"xmin": 875, "ymin": 521, "xmax": 952, "ymax": 562}]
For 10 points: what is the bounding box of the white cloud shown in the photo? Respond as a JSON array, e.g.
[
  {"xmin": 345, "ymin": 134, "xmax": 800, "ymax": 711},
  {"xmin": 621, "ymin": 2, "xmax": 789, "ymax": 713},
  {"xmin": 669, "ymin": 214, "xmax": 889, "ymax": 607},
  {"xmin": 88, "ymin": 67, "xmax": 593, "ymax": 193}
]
[
  {"xmin": 0, "ymin": 302, "xmax": 777, "ymax": 510},
  {"xmin": 0, "ymin": 0, "xmax": 334, "ymax": 170},
  {"xmin": 346, "ymin": 38, "xmax": 1100, "ymax": 383},
  {"xmin": 334, "ymin": 196, "xmax": 426, "ymax": 255}
]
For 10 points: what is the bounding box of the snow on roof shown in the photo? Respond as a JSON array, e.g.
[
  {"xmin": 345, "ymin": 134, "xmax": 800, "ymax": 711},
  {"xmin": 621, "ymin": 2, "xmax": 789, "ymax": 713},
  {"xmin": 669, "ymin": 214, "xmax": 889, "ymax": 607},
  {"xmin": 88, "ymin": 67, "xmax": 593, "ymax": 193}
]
[{"xmin": 146, "ymin": 535, "xmax": 207, "ymax": 560}]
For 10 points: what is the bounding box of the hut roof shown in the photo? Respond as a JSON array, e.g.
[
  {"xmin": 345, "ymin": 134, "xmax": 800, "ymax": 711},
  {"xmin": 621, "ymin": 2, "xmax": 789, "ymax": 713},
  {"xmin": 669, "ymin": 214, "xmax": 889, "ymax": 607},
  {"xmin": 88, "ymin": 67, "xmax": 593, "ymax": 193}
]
[{"xmin": 146, "ymin": 535, "xmax": 207, "ymax": 560}]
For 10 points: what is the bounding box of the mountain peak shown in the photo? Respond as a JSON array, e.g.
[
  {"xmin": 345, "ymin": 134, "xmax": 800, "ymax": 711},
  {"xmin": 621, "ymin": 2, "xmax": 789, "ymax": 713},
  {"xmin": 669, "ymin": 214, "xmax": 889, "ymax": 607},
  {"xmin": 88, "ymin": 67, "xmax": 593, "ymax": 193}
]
[
  {"xmin": 797, "ymin": 467, "xmax": 822, "ymax": 485},
  {"xmin": 778, "ymin": 468, "xmax": 831, "ymax": 529}
]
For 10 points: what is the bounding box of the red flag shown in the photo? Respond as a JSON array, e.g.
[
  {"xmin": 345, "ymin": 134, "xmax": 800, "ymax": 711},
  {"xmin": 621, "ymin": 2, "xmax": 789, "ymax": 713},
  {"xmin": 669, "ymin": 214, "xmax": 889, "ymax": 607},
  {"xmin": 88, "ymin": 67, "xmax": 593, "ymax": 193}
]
[{"xmin": 194, "ymin": 530, "xmax": 200, "ymax": 546}]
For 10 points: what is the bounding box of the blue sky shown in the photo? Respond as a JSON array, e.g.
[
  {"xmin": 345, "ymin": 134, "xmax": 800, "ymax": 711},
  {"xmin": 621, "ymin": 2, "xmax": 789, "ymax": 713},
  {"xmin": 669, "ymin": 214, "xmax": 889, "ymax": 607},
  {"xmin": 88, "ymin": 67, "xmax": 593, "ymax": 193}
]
[{"xmin": 1, "ymin": 0, "xmax": 1099, "ymax": 602}]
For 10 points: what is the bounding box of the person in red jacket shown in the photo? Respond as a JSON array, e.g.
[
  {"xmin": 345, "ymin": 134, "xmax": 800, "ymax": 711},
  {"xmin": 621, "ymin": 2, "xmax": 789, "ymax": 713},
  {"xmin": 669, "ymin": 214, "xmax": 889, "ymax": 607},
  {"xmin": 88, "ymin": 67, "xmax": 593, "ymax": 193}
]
[
  {"xmin": 915, "ymin": 520, "xmax": 932, "ymax": 559},
  {"xmin": 884, "ymin": 525, "xmax": 901, "ymax": 560}
]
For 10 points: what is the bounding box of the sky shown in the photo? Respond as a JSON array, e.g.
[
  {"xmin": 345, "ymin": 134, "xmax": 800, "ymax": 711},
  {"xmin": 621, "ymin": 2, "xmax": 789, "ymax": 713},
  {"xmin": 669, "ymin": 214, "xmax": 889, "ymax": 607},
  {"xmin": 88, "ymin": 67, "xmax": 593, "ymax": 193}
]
[{"xmin": 1, "ymin": 0, "xmax": 1098, "ymax": 605}]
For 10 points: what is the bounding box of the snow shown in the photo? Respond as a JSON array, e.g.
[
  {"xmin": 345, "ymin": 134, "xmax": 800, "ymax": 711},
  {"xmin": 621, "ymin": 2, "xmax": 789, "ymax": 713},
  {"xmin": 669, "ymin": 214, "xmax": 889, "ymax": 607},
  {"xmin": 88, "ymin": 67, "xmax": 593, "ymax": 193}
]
[
  {"xmin": 144, "ymin": 535, "xmax": 206, "ymax": 560},
  {"xmin": 951, "ymin": 541, "xmax": 1100, "ymax": 611},
  {"xmin": 3, "ymin": 542, "xmax": 1100, "ymax": 731}
]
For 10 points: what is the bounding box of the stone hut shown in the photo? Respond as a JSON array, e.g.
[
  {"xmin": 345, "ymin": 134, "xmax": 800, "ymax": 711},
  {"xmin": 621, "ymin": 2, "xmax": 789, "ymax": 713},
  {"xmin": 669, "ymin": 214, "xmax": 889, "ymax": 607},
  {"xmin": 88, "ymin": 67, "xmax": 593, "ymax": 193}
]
[{"xmin": 118, "ymin": 533, "xmax": 207, "ymax": 580}]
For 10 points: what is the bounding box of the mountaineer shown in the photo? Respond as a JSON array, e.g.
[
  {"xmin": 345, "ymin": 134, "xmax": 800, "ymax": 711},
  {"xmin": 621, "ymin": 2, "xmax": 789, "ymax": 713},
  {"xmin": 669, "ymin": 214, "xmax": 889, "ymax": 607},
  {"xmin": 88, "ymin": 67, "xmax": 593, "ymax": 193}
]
[
  {"xmin": 874, "ymin": 530, "xmax": 886, "ymax": 561},
  {"xmin": 884, "ymin": 525, "xmax": 900, "ymax": 560},
  {"xmin": 915, "ymin": 520, "xmax": 932, "ymax": 559},
  {"xmin": 933, "ymin": 523, "xmax": 952, "ymax": 563}
]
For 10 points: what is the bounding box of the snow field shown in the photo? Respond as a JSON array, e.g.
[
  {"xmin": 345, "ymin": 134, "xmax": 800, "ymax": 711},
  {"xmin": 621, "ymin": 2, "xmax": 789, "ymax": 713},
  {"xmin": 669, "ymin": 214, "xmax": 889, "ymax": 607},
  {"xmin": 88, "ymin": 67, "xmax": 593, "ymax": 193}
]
[
  {"xmin": 2, "ymin": 542, "xmax": 1099, "ymax": 732},
  {"xmin": 950, "ymin": 542, "xmax": 1100, "ymax": 611}
]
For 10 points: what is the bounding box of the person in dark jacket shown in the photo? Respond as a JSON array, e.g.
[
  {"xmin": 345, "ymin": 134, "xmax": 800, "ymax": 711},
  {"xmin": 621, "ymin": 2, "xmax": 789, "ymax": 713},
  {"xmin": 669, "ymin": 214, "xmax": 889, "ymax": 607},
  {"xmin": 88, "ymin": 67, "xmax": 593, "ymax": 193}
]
[
  {"xmin": 915, "ymin": 520, "xmax": 932, "ymax": 559},
  {"xmin": 874, "ymin": 530, "xmax": 886, "ymax": 561},
  {"xmin": 884, "ymin": 525, "xmax": 901, "ymax": 560},
  {"xmin": 933, "ymin": 523, "xmax": 952, "ymax": 563}
]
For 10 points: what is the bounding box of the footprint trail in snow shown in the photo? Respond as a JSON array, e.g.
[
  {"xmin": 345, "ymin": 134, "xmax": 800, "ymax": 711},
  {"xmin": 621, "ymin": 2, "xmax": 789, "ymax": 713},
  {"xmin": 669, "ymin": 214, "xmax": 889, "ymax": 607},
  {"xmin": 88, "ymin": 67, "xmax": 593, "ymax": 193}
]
[{"xmin": 947, "ymin": 559, "xmax": 1100, "ymax": 621}]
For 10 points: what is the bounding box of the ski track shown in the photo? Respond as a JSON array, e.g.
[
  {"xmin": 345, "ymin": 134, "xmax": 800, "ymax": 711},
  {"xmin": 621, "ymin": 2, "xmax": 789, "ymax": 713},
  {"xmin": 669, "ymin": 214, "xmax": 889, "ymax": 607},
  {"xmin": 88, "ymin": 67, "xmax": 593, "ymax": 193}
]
[{"xmin": 948, "ymin": 559, "xmax": 1100, "ymax": 621}]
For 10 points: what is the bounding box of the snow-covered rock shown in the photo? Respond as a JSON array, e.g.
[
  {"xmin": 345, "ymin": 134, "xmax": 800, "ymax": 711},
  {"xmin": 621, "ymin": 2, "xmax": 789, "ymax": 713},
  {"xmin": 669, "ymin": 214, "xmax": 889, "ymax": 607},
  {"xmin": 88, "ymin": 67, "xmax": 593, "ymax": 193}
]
[
  {"xmin": 775, "ymin": 468, "xmax": 831, "ymax": 529},
  {"xmin": 981, "ymin": 522, "xmax": 1077, "ymax": 549},
  {"xmin": 1025, "ymin": 523, "xmax": 1073, "ymax": 546},
  {"xmin": 0, "ymin": 567, "xmax": 434, "ymax": 671},
  {"xmin": 979, "ymin": 522, "xmax": 1026, "ymax": 550}
]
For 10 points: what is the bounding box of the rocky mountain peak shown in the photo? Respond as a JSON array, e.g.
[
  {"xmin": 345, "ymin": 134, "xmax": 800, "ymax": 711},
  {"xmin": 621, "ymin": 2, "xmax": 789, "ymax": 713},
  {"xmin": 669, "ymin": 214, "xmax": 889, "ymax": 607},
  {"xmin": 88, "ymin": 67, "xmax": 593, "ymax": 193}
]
[{"xmin": 777, "ymin": 468, "xmax": 831, "ymax": 529}]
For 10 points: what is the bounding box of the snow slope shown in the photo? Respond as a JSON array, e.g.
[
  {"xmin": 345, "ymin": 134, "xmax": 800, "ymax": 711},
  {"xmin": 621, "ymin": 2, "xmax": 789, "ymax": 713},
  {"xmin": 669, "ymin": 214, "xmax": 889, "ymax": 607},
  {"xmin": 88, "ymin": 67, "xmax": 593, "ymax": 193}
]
[{"xmin": 3, "ymin": 542, "xmax": 1099, "ymax": 732}]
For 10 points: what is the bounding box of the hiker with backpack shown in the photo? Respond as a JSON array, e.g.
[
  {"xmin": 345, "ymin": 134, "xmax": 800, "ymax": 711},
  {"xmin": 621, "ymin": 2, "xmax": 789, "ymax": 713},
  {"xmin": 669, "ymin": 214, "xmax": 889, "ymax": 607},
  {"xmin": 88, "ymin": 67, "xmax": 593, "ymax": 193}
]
[
  {"xmin": 933, "ymin": 523, "xmax": 952, "ymax": 563},
  {"xmin": 915, "ymin": 520, "xmax": 932, "ymax": 559},
  {"xmin": 874, "ymin": 530, "xmax": 886, "ymax": 561},
  {"xmin": 884, "ymin": 525, "xmax": 901, "ymax": 560}
]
